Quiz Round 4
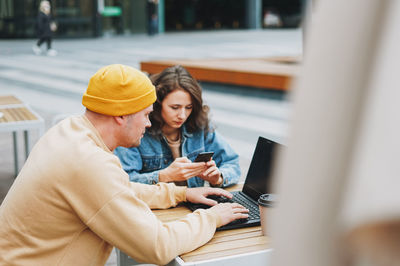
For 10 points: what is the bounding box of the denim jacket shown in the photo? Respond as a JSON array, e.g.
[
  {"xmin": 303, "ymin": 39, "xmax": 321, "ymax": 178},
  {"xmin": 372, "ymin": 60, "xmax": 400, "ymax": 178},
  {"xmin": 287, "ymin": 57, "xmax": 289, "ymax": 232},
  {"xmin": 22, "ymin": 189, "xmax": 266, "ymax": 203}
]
[{"xmin": 114, "ymin": 126, "xmax": 240, "ymax": 188}]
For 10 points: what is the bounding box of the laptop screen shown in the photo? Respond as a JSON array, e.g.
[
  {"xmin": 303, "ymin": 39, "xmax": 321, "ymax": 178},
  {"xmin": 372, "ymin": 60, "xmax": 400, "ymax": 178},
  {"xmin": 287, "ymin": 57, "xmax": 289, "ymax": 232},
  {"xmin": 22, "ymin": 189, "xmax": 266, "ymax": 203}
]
[{"xmin": 242, "ymin": 136, "xmax": 279, "ymax": 201}]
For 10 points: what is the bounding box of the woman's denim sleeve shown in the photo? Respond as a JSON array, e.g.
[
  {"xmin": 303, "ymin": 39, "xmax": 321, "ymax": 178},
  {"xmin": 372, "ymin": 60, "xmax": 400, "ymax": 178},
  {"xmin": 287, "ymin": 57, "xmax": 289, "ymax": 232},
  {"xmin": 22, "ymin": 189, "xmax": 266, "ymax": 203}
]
[
  {"xmin": 114, "ymin": 147, "xmax": 160, "ymax": 184},
  {"xmin": 204, "ymin": 130, "xmax": 241, "ymax": 187}
]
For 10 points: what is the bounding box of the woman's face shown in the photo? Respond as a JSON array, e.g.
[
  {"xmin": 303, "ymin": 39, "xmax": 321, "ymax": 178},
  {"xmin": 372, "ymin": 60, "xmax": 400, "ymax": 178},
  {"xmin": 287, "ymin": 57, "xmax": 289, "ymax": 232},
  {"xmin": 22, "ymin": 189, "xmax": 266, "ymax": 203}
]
[{"xmin": 161, "ymin": 89, "xmax": 193, "ymax": 131}]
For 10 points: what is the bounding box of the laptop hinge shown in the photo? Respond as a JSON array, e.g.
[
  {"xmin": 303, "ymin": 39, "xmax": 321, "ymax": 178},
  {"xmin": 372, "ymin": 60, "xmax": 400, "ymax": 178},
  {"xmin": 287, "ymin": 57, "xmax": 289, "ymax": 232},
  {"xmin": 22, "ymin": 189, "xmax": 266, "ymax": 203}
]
[{"xmin": 238, "ymin": 191, "xmax": 258, "ymax": 205}]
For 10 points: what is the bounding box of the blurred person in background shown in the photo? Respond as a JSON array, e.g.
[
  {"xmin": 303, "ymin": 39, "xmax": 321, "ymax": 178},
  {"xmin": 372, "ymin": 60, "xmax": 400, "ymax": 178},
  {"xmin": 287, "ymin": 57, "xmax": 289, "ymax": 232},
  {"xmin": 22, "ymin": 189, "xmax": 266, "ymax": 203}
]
[
  {"xmin": 0, "ymin": 64, "xmax": 248, "ymax": 265},
  {"xmin": 32, "ymin": 0, "xmax": 57, "ymax": 56},
  {"xmin": 263, "ymin": 8, "xmax": 283, "ymax": 28},
  {"xmin": 115, "ymin": 65, "xmax": 241, "ymax": 188},
  {"xmin": 146, "ymin": 0, "xmax": 158, "ymax": 36}
]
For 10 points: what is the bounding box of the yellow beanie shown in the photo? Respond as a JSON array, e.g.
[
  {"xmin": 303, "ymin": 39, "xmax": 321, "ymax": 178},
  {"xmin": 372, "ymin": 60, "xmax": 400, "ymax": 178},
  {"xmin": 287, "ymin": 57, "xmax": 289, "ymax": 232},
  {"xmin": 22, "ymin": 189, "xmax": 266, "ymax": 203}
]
[{"xmin": 82, "ymin": 64, "xmax": 156, "ymax": 116}]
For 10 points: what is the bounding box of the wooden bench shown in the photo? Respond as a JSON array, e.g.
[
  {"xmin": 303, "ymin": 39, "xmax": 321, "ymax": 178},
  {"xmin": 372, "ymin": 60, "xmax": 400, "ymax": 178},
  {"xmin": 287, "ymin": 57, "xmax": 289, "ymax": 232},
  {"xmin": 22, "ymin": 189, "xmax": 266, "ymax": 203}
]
[{"xmin": 140, "ymin": 56, "xmax": 300, "ymax": 91}]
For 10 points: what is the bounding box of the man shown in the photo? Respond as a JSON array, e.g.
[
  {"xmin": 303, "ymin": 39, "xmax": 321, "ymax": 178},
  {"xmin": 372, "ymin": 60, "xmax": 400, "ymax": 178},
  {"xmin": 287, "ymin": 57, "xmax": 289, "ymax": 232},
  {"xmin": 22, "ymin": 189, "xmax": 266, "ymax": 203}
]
[
  {"xmin": 32, "ymin": 0, "xmax": 57, "ymax": 56},
  {"xmin": 0, "ymin": 64, "xmax": 248, "ymax": 265}
]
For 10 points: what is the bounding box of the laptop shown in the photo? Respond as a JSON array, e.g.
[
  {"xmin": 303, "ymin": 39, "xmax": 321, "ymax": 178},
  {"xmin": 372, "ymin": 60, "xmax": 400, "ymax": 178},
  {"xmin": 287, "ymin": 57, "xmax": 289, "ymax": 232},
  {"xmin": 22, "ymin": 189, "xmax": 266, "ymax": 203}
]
[{"xmin": 186, "ymin": 136, "xmax": 280, "ymax": 231}]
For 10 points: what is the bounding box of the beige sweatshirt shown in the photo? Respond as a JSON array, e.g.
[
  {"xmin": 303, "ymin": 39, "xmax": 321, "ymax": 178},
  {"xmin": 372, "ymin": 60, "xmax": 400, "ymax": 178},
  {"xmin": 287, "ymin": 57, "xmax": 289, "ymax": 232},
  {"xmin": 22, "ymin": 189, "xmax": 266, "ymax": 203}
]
[{"xmin": 0, "ymin": 115, "xmax": 221, "ymax": 265}]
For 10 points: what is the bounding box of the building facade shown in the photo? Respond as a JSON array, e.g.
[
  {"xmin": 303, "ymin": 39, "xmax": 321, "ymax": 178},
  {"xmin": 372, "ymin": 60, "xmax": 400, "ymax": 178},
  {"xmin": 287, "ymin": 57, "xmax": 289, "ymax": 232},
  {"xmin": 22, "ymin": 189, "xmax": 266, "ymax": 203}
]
[{"xmin": 0, "ymin": 0, "xmax": 302, "ymax": 38}]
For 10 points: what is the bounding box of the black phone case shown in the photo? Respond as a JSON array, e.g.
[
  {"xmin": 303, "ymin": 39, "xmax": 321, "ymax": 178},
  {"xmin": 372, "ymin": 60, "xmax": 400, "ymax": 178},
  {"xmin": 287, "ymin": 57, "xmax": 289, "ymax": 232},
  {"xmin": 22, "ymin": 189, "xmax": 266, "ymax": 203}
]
[{"xmin": 194, "ymin": 152, "xmax": 214, "ymax": 162}]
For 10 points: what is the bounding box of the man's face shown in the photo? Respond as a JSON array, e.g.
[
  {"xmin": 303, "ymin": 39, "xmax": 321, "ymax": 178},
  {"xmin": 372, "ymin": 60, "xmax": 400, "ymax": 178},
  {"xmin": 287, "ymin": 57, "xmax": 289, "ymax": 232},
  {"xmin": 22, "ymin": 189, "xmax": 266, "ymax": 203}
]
[{"xmin": 121, "ymin": 105, "xmax": 153, "ymax": 148}]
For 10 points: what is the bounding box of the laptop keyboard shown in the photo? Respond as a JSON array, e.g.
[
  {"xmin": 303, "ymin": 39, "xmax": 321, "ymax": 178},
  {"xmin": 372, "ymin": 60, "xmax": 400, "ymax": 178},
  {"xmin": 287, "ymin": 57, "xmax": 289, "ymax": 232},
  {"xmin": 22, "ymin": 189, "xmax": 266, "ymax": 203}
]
[
  {"xmin": 185, "ymin": 192, "xmax": 261, "ymax": 230},
  {"xmin": 231, "ymin": 193, "xmax": 260, "ymax": 220},
  {"xmin": 210, "ymin": 193, "xmax": 260, "ymax": 220}
]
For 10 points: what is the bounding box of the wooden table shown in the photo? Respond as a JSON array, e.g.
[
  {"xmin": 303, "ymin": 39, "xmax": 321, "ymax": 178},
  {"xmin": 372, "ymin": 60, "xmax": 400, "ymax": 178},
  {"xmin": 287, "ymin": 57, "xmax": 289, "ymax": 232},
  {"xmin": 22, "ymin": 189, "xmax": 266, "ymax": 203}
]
[
  {"xmin": 0, "ymin": 95, "xmax": 45, "ymax": 176},
  {"xmin": 117, "ymin": 184, "xmax": 272, "ymax": 266}
]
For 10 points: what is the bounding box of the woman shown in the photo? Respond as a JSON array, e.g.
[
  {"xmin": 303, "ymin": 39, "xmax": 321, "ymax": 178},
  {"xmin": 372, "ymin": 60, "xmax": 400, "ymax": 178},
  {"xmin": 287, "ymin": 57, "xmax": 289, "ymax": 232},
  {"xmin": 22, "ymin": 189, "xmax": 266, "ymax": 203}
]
[{"xmin": 114, "ymin": 65, "xmax": 240, "ymax": 187}]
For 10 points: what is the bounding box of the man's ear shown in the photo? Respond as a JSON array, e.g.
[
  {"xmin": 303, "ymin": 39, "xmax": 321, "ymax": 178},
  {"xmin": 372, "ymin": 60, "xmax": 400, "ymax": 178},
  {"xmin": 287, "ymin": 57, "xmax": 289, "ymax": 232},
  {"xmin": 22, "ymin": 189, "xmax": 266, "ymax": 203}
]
[{"xmin": 114, "ymin": 116, "xmax": 125, "ymax": 125}]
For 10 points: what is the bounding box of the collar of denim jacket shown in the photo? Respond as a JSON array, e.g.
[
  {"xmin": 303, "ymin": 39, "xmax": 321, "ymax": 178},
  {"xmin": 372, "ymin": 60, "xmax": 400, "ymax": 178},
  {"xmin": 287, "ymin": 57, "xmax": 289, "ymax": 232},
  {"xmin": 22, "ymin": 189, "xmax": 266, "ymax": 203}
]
[{"xmin": 181, "ymin": 125, "xmax": 193, "ymax": 138}]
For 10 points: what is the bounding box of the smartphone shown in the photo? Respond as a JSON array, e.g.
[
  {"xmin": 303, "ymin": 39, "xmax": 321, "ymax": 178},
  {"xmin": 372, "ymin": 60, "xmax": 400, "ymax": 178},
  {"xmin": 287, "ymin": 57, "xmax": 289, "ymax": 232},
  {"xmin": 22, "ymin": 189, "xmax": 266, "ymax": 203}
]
[{"xmin": 194, "ymin": 152, "xmax": 214, "ymax": 162}]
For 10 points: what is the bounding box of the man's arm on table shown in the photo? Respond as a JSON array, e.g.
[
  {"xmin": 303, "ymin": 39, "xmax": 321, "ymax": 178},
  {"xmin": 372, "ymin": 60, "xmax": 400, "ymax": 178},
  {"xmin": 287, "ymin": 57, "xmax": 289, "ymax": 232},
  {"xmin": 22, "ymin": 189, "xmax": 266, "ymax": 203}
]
[{"xmin": 74, "ymin": 160, "xmax": 245, "ymax": 265}]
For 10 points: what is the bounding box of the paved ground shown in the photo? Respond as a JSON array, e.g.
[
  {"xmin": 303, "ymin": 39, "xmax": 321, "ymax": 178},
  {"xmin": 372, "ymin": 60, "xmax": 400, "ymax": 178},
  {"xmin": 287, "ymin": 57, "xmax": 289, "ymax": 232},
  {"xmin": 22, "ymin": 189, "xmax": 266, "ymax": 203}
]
[{"xmin": 0, "ymin": 29, "xmax": 301, "ymax": 265}]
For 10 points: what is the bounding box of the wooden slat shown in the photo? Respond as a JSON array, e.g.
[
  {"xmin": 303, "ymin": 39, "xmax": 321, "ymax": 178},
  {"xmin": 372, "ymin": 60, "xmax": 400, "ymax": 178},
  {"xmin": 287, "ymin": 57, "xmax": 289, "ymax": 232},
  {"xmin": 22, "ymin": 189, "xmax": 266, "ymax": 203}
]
[
  {"xmin": 209, "ymin": 229, "xmax": 263, "ymax": 245},
  {"xmin": 5, "ymin": 108, "xmax": 19, "ymax": 122},
  {"xmin": 183, "ymin": 235, "xmax": 268, "ymax": 257},
  {"xmin": 262, "ymin": 55, "xmax": 301, "ymax": 64},
  {"xmin": 213, "ymin": 225, "xmax": 259, "ymax": 238},
  {"xmin": 0, "ymin": 107, "xmax": 39, "ymax": 123},
  {"xmin": 182, "ymin": 242, "xmax": 269, "ymax": 262},
  {"xmin": 0, "ymin": 109, "xmax": 12, "ymax": 123},
  {"xmin": 0, "ymin": 95, "xmax": 22, "ymax": 105},
  {"xmin": 10, "ymin": 108, "xmax": 24, "ymax": 121},
  {"xmin": 20, "ymin": 107, "xmax": 37, "ymax": 120}
]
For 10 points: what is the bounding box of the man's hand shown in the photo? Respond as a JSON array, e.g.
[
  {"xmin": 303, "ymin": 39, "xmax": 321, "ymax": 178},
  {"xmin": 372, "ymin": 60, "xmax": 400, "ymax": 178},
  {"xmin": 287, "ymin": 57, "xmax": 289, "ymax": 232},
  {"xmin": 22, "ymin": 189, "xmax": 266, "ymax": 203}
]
[
  {"xmin": 199, "ymin": 160, "xmax": 222, "ymax": 186},
  {"xmin": 210, "ymin": 203, "xmax": 249, "ymax": 227},
  {"xmin": 186, "ymin": 187, "xmax": 232, "ymax": 206},
  {"xmin": 186, "ymin": 187, "xmax": 249, "ymax": 228},
  {"xmin": 159, "ymin": 157, "xmax": 207, "ymax": 183}
]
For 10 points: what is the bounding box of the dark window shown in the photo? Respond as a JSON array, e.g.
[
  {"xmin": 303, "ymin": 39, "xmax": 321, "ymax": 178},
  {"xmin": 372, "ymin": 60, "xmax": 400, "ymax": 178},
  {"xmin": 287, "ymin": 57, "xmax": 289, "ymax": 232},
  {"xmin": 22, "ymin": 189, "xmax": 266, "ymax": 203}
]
[{"xmin": 165, "ymin": 0, "xmax": 246, "ymax": 31}]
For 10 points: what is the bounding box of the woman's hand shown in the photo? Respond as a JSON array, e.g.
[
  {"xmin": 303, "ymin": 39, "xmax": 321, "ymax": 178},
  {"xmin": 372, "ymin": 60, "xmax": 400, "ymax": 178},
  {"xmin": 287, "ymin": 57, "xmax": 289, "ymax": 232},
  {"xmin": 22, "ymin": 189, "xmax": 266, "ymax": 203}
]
[
  {"xmin": 199, "ymin": 160, "xmax": 223, "ymax": 186},
  {"xmin": 159, "ymin": 157, "xmax": 207, "ymax": 183}
]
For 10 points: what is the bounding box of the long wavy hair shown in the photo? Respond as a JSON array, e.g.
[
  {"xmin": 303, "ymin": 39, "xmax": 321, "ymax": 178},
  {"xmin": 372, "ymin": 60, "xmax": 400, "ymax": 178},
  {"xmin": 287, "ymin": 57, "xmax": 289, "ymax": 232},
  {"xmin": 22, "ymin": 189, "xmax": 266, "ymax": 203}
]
[{"xmin": 147, "ymin": 65, "xmax": 211, "ymax": 137}]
